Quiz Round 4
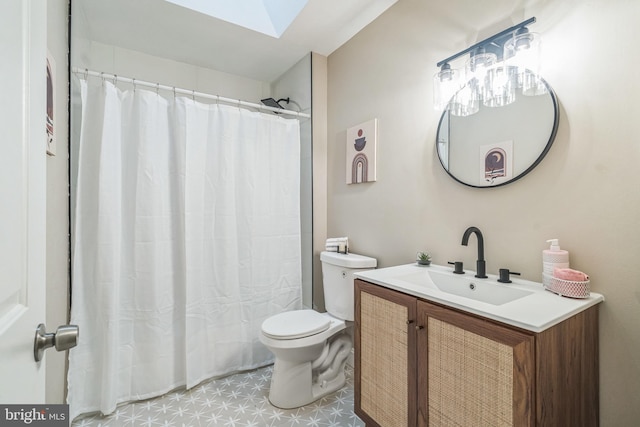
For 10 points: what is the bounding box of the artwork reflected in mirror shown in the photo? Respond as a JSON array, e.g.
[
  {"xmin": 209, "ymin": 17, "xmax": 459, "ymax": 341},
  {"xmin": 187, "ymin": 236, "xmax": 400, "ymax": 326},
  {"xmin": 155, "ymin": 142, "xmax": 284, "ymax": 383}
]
[
  {"xmin": 46, "ymin": 52, "xmax": 56, "ymax": 156},
  {"xmin": 480, "ymin": 141, "xmax": 512, "ymax": 185}
]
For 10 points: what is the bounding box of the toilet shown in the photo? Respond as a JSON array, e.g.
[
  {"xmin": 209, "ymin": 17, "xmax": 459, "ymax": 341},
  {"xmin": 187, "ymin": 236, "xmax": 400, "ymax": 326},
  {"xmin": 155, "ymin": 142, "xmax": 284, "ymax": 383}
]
[{"xmin": 260, "ymin": 251, "xmax": 377, "ymax": 409}]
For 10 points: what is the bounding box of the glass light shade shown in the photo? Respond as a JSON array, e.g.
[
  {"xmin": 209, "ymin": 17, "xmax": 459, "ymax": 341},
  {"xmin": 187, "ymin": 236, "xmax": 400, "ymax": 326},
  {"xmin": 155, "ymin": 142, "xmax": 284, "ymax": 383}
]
[
  {"xmin": 433, "ymin": 66, "xmax": 462, "ymax": 110},
  {"xmin": 449, "ymin": 84, "xmax": 479, "ymax": 117},
  {"xmin": 521, "ymin": 69, "xmax": 548, "ymax": 96},
  {"xmin": 465, "ymin": 52, "xmax": 497, "ymax": 100},
  {"xmin": 504, "ymin": 31, "xmax": 544, "ymax": 96},
  {"xmin": 483, "ymin": 64, "xmax": 517, "ymax": 107}
]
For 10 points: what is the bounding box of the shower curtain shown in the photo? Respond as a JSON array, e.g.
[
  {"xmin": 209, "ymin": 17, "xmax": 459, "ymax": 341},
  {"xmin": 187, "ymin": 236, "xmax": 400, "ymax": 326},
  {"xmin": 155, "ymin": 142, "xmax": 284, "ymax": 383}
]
[{"xmin": 68, "ymin": 78, "xmax": 302, "ymax": 419}]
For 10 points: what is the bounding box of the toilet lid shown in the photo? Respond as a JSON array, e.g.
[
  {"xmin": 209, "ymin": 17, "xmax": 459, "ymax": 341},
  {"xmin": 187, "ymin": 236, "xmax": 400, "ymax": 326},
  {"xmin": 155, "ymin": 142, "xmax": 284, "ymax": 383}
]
[{"xmin": 262, "ymin": 310, "xmax": 331, "ymax": 339}]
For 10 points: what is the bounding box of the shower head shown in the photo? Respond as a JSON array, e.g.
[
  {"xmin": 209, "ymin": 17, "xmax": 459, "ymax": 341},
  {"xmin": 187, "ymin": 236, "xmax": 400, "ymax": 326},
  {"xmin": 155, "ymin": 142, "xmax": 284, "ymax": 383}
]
[{"xmin": 260, "ymin": 97, "xmax": 290, "ymax": 110}]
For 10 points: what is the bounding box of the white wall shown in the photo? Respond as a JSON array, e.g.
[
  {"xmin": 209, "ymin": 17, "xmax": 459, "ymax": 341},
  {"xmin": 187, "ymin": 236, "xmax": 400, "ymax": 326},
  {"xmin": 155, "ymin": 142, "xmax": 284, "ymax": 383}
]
[
  {"xmin": 46, "ymin": 0, "xmax": 70, "ymax": 404},
  {"xmin": 327, "ymin": 0, "xmax": 640, "ymax": 424},
  {"xmin": 70, "ymin": 2, "xmax": 271, "ymax": 102},
  {"xmin": 71, "ymin": 40, "xmax": 271, "ymax": 103}
]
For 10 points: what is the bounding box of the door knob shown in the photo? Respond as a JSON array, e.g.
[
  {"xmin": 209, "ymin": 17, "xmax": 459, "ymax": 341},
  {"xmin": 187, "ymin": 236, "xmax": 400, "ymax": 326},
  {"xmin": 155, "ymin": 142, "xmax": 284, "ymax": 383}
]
[{"xmin": 34, "ymin": 323, "xmax": 79, "ymax": 362}]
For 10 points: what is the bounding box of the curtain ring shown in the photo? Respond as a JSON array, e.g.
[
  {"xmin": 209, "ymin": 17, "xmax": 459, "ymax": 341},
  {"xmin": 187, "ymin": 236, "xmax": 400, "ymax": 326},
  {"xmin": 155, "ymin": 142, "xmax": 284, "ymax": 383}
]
[
  {"xmin": 173, "ymin": 87, "xmax": 177, "ymax": 99},
  {"xmin": 192, "ymin": 90, "xmax": 195, "ymax": 101},
  {"xmin": 113, "ymin": 74, "xmax": 118, "ymax": 85},
  {"xmin": 83, "ymin": 68, "xmax": 88, "ymax": 80},
  {"xmin": 132, "ymin": 78, "xmax": 136, "ymax": 93},
  {"xmin": 156, "ymin": 82, "xmax": 160, "ymax": 95},
  {"xmin": 100, "ymin": 72, "xmax": 105, "ymax": 86},
  {"xmin": 216, "ymin": 95, "xmax": 219, "ymax": 106}
]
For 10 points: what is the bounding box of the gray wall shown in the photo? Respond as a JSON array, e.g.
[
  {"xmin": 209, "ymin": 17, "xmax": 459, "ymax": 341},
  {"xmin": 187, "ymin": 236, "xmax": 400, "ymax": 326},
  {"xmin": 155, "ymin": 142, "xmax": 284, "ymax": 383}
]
[
  {"xmin": 311, "ymin": 53, "xmax": 328, "ymax": 311},
  {"xmin": 271, "ymin": 54, "xmax": 313, "ymax": 308},
  {"xmin": 327, "ymin": 0, "xmax": 640, "ymax": 424}
]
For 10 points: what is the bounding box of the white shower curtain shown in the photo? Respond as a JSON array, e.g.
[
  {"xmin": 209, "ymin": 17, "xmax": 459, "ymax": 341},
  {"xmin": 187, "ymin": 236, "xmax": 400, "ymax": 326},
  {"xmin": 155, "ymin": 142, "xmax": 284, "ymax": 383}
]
[{"xmin": 68, "ymin": 78, "xmax": 302, "ymax": 419}]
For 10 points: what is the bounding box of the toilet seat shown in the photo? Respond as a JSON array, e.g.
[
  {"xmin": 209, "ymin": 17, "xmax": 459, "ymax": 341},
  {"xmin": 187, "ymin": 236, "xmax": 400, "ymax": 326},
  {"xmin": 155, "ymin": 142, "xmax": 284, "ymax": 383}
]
[{"xmin": 262, "ymin": 310, "xmax": 331, "ymax": 339}]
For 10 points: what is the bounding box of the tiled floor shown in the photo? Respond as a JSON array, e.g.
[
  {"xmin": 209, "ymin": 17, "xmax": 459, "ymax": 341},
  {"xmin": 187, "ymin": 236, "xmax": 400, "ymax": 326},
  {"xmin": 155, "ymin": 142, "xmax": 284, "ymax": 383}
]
[{"xmin": 72, "ymin": 364, "xmax": 365, "ymax": 427}]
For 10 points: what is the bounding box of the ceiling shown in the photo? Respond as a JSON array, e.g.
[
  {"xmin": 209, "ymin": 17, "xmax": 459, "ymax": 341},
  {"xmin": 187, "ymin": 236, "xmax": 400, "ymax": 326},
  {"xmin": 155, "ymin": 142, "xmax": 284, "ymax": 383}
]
[{"xmin": 73, "ymin": 0, "xmax": 398, "ymax": 83}]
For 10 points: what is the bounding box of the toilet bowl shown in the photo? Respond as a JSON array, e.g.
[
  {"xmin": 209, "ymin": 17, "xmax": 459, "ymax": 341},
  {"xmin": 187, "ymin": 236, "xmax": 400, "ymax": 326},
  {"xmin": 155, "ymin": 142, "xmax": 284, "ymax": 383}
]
[{"xmin": 260, "ymin": 251, "xmax": 376, "ymax": 409}]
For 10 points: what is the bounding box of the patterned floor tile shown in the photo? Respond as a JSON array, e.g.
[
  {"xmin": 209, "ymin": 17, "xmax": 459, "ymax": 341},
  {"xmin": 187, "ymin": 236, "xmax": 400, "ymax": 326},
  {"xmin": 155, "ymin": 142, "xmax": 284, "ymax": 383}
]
[{"xmin": 72, "ymin": 365, "xmax": 365, "ymax": 427}]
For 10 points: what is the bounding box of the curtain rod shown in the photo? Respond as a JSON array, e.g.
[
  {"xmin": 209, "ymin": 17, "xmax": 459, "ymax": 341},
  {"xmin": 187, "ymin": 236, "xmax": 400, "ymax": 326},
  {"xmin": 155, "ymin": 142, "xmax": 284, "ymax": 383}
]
[{"xmin": 72, "ymin": 67, "xmax": 311, "ymax": 119}]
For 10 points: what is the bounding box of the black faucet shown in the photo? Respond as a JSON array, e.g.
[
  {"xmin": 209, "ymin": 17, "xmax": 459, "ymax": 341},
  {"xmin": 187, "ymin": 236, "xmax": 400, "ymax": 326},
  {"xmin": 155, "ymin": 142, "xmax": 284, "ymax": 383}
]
[{"xmin": 461, "ymin": 226, "xmax": 488, "ymax": 278}]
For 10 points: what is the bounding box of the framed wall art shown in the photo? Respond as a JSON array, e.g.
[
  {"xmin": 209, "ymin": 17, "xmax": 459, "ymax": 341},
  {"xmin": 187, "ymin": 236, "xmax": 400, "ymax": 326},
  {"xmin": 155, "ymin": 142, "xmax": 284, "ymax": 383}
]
[{"xmin": 346, "ymin": 118, "xmax": 377, "ymax": 184}]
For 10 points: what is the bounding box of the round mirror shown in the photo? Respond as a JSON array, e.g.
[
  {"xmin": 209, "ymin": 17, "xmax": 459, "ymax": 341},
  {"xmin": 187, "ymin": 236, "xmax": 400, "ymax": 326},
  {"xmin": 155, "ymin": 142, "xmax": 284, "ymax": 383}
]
[{"xmin": 436, "ymin": 75, "xmax": 559, "ymax": 188}]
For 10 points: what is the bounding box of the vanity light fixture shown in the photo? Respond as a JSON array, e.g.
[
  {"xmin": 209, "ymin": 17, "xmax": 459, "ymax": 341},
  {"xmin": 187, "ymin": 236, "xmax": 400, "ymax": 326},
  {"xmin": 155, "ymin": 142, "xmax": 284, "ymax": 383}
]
[{"xmin": 433, "ymin": 17, "xmax": 544, "ymax": 116}]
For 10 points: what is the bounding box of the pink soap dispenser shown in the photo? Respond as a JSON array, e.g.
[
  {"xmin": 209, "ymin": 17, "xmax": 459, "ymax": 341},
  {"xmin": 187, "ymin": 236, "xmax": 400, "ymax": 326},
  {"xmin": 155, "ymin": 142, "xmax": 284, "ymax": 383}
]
[{"xmin": 542, "ymin": 239, "xmax": 569, "ymax": 285}]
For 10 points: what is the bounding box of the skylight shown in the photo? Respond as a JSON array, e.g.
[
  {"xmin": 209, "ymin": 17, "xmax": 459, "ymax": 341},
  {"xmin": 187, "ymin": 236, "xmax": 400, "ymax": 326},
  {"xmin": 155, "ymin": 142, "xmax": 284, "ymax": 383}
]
[{"xmin": 165, "ymin": 0, "xmax": 309, "ymax": 38}]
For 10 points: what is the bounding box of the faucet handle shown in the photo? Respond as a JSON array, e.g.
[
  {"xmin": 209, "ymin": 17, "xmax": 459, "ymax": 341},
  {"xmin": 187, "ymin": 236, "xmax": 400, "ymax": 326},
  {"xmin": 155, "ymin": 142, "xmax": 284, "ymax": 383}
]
[
  {"xmin": 448, "ymin": 261, "xmax": 464, "ymax": 274},
  {"xmin": 498, "ymin": 268, "xmax": 521, "ymax": 283}
]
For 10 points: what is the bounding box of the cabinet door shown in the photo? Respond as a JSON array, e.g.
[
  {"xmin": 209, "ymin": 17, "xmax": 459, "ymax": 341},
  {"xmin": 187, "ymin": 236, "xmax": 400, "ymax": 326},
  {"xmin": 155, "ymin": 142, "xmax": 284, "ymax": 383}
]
[
  {"xmin": 355, "ymin": 280, "xmax": 417, "ymax": 427},
  {"xmin": 417, "ymin": 301, "xmax": 535, "ymax": 427}
]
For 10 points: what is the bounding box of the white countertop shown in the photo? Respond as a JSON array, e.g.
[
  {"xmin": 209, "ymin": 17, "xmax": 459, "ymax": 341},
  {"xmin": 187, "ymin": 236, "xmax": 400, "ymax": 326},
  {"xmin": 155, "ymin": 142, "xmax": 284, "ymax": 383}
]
[{"xmin": 355, "ymin": 263, "xmax": 604, "ymax": 333}]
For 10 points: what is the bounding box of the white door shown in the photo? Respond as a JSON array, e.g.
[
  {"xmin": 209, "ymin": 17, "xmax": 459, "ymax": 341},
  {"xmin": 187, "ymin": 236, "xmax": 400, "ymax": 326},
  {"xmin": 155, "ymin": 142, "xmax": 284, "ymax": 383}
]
[{"xmin": 0, "ymin": 0, "xmax": 48, "ymax": 402}]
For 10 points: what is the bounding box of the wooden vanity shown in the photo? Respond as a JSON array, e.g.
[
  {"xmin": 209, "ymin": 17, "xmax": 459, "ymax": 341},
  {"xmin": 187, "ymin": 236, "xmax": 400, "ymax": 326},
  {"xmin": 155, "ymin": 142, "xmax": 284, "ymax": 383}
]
[{"xmin": 354, "ymin": 278, "xmax": 600, "ymax": 427}]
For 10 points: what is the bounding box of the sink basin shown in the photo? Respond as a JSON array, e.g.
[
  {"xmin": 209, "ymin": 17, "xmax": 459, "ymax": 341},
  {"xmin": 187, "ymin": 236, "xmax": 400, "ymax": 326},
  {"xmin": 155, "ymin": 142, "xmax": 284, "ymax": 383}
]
[
  {"xmin": 354, "ymin": 263, "xmax": 604, "ymax": 332},
  {"xmin": 397, "ymin": 269, "xmax": 533, "ymax": 305}
]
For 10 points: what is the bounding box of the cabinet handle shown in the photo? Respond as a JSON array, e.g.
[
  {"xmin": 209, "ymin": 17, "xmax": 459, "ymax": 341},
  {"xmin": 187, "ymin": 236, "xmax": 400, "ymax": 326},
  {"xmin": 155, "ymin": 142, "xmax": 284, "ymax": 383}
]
[
  {"xmin": 416, "ymin": 325, "xmax": 424, "ymax": 330},
  {"xmin": 406, "ymin": 319, "xmax": 414, "ymax": 325}
]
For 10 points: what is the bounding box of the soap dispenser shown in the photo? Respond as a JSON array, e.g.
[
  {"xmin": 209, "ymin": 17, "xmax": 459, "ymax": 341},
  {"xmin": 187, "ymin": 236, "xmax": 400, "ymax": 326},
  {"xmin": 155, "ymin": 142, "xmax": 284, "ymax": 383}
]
[{"xmin": 542, "ymin": 239, "xmax": 569, "ymax": 285}]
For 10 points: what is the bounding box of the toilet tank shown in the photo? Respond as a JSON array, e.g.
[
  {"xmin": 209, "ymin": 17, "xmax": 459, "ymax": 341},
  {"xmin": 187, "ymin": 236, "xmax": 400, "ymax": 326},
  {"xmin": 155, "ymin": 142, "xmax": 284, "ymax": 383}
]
[{"xmin": 320, "ymin": 251, "xmax": 377, "ymax": 321}]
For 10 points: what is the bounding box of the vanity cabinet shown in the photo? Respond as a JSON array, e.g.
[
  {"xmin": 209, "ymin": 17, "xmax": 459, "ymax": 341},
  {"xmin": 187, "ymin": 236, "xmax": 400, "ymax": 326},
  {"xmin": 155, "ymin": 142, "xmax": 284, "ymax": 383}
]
[{"xmin": 354, "ymin": 279, "xmax": 599, "ymax": 427}]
